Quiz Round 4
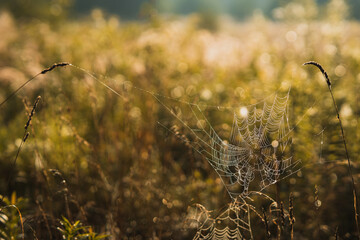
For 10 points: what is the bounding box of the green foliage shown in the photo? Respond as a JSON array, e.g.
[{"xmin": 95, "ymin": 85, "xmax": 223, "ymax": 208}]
[
  {"xmin": 0, "ymin": 193, "xmax": 26, "ymax": 240},
  {"xmin": 58, "ymin": 216, "xmax": 108, "ymax": 240}
]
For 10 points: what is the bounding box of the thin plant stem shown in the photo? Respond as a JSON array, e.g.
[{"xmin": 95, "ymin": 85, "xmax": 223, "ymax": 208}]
[
  {"xmin": 335, "ymin": 226, "xmax": 339, "ymax": 240},
  {"xmin": 262, "ymin": 207, "xmax": 271, "ymax": 239},
  {"xmin": 1, "ymin": 136, "xmax": 25, "ymax": 203},
  {"xmin": 304, "ymin": 61, "xmax": 360, "ymax": 239},
  {"xmin": 289, "ymin": 192, "xmax": 294, "ymax": 240},
  {"xmin": 0, "ymin": 205, "xmax": 25, "ymax": 240},
  {"xmin": 275, "ymin": 183, "xmax": 281, "ymax": 240},
  {"xmin": 0, "ymin": 96, "xmax": 41, "ymax": 203},
  {"xmin": 0, "ymin": 63, "xmax": 69, "ymax": 108}
]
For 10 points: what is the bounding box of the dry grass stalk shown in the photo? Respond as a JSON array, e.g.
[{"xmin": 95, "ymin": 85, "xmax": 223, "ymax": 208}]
[
  {"xmin": 1, "ymin": 96, "xmax": 41, "ymax": 203},
  {"xmin": 49, "ymin": 169, "xmax": 72, "ymax": 221},
  {"xmin": 25, "ymin": 96, "xmax": 41, "ymax": 131},
  {"xmin": 280, "ymin": 201, "xmax": 285, "ymax": 227},
  {"xmin": 262, "ymin": 207, "xmax": 271, "ymax": 239},
  {"xmin": 0, "ymin": 63, "xmax": 69, "ymax": 108},
  {"xmin": 304, "ymin": 61, "xmax": 360, "ymax": 239},
  {"xmin": 335, "ymin": 226, "xmax": 339, "ymax": 240},
  {"xmin": 36, "ymin": 200, "xmax": 53, "ymax": 240},
  {"xmin": 0, "ymin": 204, "xmax": 25, "ymax": 240},
  {"xmin": 289, "ymin": 192, "xmax": 295, "ymax": 240}
]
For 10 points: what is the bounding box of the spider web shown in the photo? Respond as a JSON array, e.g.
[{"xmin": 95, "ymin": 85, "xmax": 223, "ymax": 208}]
[
  {"xmin": 154, "ymin": 89, "xmax": 300, "ymax": 199},
  {"xmin": 187, "ymin": 198, "xmax": 253, "ymax": 240}
]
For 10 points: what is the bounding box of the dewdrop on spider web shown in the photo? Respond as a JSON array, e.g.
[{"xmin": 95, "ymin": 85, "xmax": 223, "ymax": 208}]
[
  {"xmin": 239, "ymin": 106, "xmax": 248, "ymax": 117},
  {"xmin": 189, "ymin": 197, "xmax": 254, "ymax": 240}
]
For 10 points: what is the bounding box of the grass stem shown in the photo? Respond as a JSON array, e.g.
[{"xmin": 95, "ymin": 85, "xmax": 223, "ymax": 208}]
[{"xmin": 304, "ymin": 61, "xmax": 360, "ymax": 239}]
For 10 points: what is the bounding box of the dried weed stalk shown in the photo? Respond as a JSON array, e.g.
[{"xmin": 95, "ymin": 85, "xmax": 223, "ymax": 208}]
[{"xmin": 304, "ymin": 61, "xmax": 360, "ymax": 239}]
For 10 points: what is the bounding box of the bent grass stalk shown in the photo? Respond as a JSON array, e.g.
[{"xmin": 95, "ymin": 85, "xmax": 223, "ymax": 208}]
[
  {"xmin": 0, "ymin": 62, "xmax": 124, "ymax": 109},
  {"xmin": 304, "ymin": 61, "xmax": 360, "ymax": 239},
  {"xmin": 0, "ymin": 205, "xmax": 25, "ymax": 240},
  {"xmin": 0, "ymin": 63, "xmax": 69, "ymax": 108}
]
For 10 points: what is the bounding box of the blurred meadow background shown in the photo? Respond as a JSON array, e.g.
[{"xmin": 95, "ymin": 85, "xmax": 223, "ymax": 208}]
[{"xmin": 0, "ymin": 0, "xmax": 360, "ymax": 239}]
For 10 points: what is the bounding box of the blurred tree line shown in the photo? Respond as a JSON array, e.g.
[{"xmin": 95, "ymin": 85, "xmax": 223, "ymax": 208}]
[
  {"xmin": 0, "ymin": 0, "xmax": 72, "ymax": 21},
  {"xmin": 1, "ymin": 0, "xmax": 360, "ymax": 21}
]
